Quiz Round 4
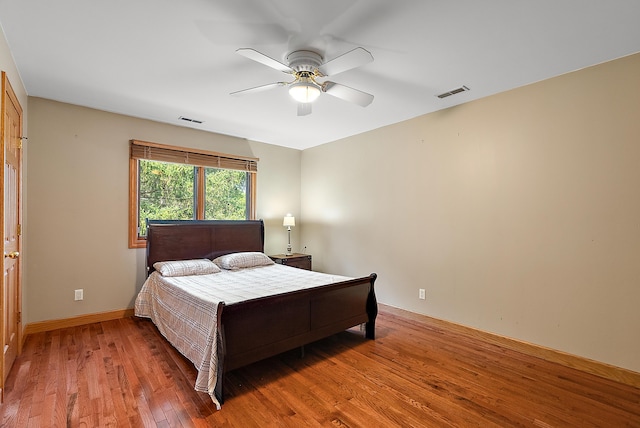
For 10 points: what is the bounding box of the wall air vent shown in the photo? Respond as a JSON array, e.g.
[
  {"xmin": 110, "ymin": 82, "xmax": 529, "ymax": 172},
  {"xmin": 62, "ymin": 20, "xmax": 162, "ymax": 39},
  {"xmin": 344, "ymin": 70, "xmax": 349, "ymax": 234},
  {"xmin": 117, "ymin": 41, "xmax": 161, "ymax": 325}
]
[
  {"xmin": 179, "ymin": 116, "xmax": 204, "ymax": 124},
  {"xmin": 437, "ymin": 85, "xmax": 470, "ymax": 99}
]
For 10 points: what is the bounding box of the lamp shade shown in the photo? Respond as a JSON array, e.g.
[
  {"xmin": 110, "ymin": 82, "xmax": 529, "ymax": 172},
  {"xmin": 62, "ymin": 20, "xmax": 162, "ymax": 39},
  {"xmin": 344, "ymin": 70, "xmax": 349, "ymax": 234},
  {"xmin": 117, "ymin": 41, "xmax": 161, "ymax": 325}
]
[
  {"xmin": 288, "ymin": 79, "xmax": 321, "ymax": 103},
  {"xmin": 283, "ymin": 215, "xmax": 295, "ymax": 227}
]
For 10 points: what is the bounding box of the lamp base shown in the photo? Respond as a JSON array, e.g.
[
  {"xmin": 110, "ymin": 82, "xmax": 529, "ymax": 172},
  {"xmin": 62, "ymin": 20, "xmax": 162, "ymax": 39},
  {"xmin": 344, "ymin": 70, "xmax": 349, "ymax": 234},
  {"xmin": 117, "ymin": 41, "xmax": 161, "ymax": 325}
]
[{"xmin": 286, "ymin": 226, "xmax": 293, "ymax": 255}]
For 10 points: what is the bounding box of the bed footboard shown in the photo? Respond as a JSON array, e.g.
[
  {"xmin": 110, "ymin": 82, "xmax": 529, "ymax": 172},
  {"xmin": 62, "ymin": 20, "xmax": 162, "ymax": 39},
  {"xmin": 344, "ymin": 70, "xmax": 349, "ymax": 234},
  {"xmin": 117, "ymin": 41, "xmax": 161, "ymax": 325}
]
[{"xmin": 214, "ymin": 273, "xmax": 377, "ymax": 404}]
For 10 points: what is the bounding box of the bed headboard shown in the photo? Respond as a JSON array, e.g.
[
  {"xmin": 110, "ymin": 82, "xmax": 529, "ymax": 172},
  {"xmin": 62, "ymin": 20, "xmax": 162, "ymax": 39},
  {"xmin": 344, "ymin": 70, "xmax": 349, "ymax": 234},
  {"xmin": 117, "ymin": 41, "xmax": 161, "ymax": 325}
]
[{"xmin": 146, "ymin": 219, "xmax": 265, "ymax": 275}]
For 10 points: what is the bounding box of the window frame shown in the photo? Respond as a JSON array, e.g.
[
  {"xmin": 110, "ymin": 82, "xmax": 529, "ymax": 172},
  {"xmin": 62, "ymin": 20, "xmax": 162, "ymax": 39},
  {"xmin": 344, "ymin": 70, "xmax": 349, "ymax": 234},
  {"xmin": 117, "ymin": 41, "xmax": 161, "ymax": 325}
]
[{"xmin": 128, "ymin": 140, "xmax": 257, "ymax": 249}]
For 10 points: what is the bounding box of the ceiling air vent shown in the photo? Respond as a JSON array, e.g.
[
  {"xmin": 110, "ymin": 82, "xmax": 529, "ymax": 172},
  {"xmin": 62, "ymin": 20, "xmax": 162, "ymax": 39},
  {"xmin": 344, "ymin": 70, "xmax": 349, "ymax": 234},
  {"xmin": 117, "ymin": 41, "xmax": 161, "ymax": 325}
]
[
  {"xmin": 179, "ymin": 116, "xmax": 204, "ymax": 124},
  {"xmin": 437, "ymin": 85, "xmax": 470, "ymax": 99}
]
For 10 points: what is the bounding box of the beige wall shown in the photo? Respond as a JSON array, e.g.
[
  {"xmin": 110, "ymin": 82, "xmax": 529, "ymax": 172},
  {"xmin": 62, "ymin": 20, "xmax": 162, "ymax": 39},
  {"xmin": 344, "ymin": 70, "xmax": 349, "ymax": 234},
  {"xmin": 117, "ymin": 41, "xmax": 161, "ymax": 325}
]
[
  {"xmin": 25, "ymin": 98, "xmax": 301, "ymax": 323},
  {"xmin": 301, "ymin": 53, "xmax": 640, "ymax": 373}
]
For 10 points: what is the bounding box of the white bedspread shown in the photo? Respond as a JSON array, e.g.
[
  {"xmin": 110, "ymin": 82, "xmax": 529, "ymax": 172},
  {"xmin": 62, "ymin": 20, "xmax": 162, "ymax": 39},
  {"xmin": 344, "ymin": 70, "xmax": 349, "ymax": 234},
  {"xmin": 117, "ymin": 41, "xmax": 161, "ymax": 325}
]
[{"xmin": 134, "ymin": 264, "xmax": 351, "ymax": 409}]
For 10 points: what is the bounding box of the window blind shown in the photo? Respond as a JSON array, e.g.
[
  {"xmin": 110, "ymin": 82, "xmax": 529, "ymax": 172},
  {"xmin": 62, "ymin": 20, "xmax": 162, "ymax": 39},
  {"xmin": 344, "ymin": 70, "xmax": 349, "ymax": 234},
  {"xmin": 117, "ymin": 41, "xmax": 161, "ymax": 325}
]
[{"xmin": 130, "ymin": 140, "xmax": 258, "ymax": 172}]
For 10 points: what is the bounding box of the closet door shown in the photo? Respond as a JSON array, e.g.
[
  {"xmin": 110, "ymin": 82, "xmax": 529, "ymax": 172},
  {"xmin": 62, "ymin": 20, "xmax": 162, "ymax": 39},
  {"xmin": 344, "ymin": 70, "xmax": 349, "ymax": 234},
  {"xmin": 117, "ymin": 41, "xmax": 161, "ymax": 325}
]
[{"xmin": 1, "ymin": 71, "xmax": 23, "ymax": 399}]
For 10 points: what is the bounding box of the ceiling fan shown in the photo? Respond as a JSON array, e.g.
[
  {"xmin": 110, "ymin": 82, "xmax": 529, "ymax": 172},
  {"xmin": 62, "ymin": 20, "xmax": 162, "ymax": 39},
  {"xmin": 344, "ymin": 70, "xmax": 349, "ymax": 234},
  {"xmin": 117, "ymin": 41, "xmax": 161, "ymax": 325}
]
[{"xmin": 231, "ymin": 47, "xmax": 374, "ymax": 116}]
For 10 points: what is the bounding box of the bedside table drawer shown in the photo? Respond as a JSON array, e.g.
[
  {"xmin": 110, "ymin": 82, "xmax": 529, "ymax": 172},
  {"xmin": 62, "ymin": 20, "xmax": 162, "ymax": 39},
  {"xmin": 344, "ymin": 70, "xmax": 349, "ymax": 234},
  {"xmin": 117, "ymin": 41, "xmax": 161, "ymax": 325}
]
[{"xmin": 269, "ymin": 254, "xmax": 312, "ymax": 271}]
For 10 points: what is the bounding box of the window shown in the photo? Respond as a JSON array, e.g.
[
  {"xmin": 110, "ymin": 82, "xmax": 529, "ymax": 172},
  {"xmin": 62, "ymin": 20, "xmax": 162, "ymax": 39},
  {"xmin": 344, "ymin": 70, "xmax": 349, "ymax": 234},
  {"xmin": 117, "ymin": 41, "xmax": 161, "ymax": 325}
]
[{"xmin": 129, "ymin": 140, "xmax": 257, "ymax": 248}]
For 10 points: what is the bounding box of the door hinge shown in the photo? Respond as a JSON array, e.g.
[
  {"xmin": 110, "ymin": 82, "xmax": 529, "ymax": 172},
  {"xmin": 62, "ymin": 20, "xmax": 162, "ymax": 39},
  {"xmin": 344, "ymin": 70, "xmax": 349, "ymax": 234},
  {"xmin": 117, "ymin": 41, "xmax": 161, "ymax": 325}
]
[
  {"xmin": 17, "ymin": 224, "xmax": 21, "ymax": 236},
  {"xmin": 17, "ymin": 312, "xmax": 21, "ymax": 323}
]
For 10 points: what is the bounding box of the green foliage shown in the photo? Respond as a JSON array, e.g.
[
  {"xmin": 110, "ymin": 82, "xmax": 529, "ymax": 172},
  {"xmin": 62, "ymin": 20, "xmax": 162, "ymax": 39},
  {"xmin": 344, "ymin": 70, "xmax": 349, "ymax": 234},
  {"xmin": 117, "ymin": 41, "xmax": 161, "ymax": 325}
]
[
  {"xmin": 138, "ymin": 161, "xmax": 194, "ymax": 236},
  {"xmin": 137, "ymin": 160, "xmax": 248, "ymax": 236},
  {"xmin": 204, "ymin": 168, "xmax": 247, "ymax": 220}
]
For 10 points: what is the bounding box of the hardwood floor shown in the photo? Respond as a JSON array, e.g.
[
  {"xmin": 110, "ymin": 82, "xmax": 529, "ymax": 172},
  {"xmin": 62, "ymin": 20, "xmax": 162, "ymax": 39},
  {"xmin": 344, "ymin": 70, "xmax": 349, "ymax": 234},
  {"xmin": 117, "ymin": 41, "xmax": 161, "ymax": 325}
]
[{"xmin": 1, "ymin": 308, "xmax": 638, "ymax": 427}]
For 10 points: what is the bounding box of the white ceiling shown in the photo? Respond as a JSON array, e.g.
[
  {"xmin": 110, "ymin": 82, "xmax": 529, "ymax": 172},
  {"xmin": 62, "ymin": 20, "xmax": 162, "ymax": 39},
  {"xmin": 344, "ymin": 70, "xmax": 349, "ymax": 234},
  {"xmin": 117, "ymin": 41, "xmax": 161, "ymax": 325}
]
[{"xmin": 1, "ymin": 0, "xmax": 639, "ymax": 150}]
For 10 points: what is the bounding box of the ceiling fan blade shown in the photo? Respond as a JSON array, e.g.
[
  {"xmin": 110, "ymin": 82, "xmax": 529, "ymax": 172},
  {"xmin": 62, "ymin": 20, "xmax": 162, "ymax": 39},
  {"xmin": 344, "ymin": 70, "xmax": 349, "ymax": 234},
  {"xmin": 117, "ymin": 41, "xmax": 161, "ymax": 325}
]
[
  {"xmin": 236, "ymin": 48, "xmax": 293, "ymax": 73},
  {"xmin": 230, "ymin": 82, "xmax": 286, "ymax": 96},
  {"xmin": 317, "ymin": 47, "xmax": 373, "ymax": 77},
  {"xmin": 323, "ymin": 82, "xmax": 374, "ymax": 107},
  {"xmin": 297, "ymin": 103, "xmax": 312, "ymax": 116}
]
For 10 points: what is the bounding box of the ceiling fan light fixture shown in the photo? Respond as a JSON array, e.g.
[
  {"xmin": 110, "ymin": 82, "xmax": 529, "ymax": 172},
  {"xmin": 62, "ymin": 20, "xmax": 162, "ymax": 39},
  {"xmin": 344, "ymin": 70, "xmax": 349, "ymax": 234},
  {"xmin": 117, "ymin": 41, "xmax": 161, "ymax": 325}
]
[{"xmin": 289, "ymin": 79, "xmax": 321, "ymax": 103}]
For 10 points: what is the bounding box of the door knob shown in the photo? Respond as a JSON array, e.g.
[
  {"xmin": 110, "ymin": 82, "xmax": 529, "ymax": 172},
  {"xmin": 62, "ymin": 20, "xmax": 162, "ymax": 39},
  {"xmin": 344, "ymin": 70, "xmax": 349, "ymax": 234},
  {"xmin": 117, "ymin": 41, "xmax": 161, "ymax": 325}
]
[{"xmin": 4, "ymin": 251, "xmax": 19, "ymax": 259}]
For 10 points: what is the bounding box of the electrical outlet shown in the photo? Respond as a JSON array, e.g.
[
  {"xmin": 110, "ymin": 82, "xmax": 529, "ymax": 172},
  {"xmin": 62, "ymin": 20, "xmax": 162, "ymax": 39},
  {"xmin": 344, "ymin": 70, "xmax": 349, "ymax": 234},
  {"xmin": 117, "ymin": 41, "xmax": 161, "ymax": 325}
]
[
  {"xmin": 74, "ymin": 289, "xmax": 83, "ymax": 301},
  {"xmin": 419, "ymin": 288, "xmax": 426, "ymax": 300}
]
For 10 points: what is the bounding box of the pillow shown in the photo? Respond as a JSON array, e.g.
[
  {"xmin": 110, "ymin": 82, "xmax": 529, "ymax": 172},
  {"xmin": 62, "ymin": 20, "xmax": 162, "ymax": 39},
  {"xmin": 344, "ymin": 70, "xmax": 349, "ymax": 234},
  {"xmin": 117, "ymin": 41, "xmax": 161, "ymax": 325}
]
[
  {"xmin": 213, "ymin": 252, "xmax": 274, "ymax": 270},
  {"xmin": 153, "ymin": 259, "xmax": 221, "ymax": 277}
]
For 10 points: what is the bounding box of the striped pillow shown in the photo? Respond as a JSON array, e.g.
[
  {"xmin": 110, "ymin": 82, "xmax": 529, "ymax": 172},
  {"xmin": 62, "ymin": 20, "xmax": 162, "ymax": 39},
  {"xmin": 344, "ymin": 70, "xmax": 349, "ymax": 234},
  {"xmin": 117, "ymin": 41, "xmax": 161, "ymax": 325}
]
[
  {"xmin": 154, "ymin": 259, "xmax": 221, "ymax": 277},
  {"xmin": 213, "ymin": 252, "xmax": 274, "ymax": 270}
]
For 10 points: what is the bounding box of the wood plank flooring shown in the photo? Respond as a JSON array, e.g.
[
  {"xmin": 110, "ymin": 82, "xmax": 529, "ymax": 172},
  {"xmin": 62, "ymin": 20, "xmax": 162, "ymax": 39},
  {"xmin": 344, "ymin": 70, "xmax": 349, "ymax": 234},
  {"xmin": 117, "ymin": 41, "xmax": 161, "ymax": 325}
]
[{"xmin": 1, "ymin": 307, "xmax": 638, "ymax": 427}]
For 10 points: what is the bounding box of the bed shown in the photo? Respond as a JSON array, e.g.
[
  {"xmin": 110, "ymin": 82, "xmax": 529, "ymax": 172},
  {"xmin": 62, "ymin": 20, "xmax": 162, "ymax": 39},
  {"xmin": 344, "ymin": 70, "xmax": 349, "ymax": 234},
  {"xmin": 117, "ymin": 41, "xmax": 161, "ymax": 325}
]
[{"xmin": 134, "ymin": 219, "xmax": 378, "ymax": 408}]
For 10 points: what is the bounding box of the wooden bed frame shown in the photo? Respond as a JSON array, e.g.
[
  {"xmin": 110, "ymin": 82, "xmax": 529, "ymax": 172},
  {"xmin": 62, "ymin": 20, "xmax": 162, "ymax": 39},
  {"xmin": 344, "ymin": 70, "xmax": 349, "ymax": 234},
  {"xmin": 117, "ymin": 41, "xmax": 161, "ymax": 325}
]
[{"xmin": 145, "ymin": 219, "xmax": 378, "ymax": 404}]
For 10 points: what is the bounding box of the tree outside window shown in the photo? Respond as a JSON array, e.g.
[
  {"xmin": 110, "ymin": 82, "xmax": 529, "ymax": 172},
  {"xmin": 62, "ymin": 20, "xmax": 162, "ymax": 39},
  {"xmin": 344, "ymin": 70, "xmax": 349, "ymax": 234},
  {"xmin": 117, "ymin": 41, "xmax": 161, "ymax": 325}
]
[{"xmin": 204, "ymin": 167, "xmax": 249, "ymax": 220}]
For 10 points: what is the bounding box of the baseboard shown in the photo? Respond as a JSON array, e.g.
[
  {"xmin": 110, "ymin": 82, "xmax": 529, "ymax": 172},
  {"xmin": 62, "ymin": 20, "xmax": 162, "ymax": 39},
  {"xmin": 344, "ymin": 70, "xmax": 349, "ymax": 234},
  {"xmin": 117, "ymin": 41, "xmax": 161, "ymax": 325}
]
[
  {"xmin": 380, "ymin": 304, "xmax": 640, "ymax": 389},
  {"xmin": 23, "ymin": 308, "xmax": 135, "ymax": 336}
]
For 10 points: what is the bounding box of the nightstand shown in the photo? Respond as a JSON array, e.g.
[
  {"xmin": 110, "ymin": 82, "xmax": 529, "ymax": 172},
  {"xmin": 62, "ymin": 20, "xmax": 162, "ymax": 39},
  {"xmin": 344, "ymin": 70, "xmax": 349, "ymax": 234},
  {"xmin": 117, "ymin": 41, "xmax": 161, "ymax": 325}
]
[{"xmin": 269, "ymin": 253, "xmax": 312, "ymax": 271}]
